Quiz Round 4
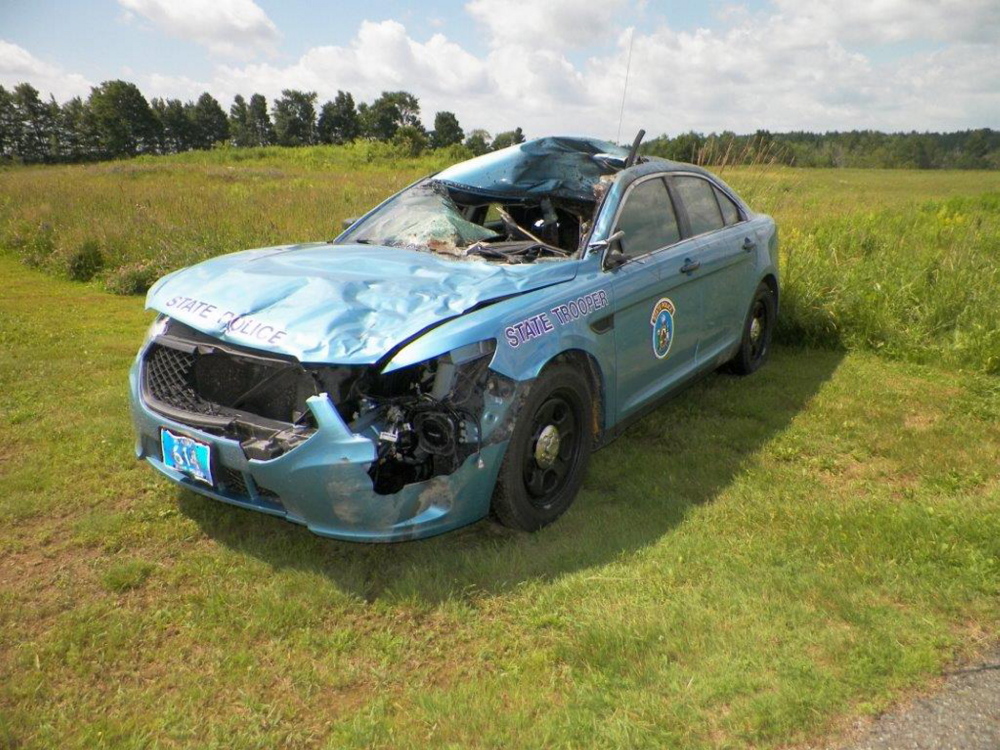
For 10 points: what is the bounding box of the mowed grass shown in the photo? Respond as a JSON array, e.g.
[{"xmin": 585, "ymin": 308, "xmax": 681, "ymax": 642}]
[
  {"xmin": 1, "ymin": 256, "xmax": 999, "ymax": 748},
  {"xmin": 1, "ymin": 147, "xmax": 998, "ymax": 371}
]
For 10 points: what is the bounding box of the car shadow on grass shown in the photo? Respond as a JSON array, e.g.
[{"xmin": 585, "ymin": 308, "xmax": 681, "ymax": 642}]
[{"xmin": 177, "ymin": 346, "xmax": 843, "ymax": 603}]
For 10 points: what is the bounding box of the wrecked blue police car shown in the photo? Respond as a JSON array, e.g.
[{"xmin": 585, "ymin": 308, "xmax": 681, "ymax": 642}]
[{"xmin": 129, "ymin": 135, "xmax": 779, "ymax": 541}]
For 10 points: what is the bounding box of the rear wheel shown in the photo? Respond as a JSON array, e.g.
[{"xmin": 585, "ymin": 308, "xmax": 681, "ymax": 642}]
[
  {"xmin": 491, "ymin": 364, "xmax": 593, "ymax": 531},
  {"xmin": 728, "ymin": 281, "xmax": 776, "ymax": 375}
]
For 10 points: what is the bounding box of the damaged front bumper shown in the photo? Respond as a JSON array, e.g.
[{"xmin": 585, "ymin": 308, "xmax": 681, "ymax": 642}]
[{"xmin": 128, "ymin": 357, "xmax": 516, "ymax": 542}]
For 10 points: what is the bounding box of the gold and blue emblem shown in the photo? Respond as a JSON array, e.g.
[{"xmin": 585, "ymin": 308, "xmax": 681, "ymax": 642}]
[{"xmin": 650, "ymin": 298, "xmax": 676, "ymax": 359}]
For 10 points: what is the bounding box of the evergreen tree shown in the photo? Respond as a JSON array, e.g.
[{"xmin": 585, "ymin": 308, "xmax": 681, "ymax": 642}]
[
  {"xmin": 229, "ymin": 94, "xmax": 252, "ymax": 147},
  {"xmin": 246, "ymin": 93, "xmax": 275, "ymax": 146}
]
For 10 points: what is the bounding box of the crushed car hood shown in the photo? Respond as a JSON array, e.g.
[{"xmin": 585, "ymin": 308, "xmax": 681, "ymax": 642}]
[{"xmin": 146, "ymin": 242, "xmax": 578, "ymax": 364}]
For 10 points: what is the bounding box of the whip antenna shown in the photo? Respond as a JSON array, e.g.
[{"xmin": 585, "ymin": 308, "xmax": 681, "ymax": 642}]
[{"xmin": 616, "ymin": 27, "xmax": 635, "ymax": 145}]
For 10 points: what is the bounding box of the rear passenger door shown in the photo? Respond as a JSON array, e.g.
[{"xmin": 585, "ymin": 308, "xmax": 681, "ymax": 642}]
[
  {"xmin": 606, "ymin": 175, "xmax": 707, "ymax": 421},
  {"xmin": 668, "ymin": 174, "xmax": 755, "ymax": 362}
]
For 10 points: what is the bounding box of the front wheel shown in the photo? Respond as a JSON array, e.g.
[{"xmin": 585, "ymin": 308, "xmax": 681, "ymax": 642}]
[
  {"xmin": 491, "ymin": 364, "xmax": 593, "ymax": 531},
  {"xmin": 728, "ymin": 281, "xmax": 776, "ymax": 375}
]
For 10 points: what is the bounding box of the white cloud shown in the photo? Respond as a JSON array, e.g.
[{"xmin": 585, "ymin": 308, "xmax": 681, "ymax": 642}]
[
  {"xmin": 210, "ymin": 20, "xmax": 493, "ymax": 115},
  {"xmin": 143, "ymin": 72, "xmax": 213, "ymax": 102},
  {"xmin": 0, "ymin": 40, "xmax": 92, "ymax": 101},
  {"xmin": 770, "ymin": 0, "xmax": 1000, "ymax": 44},
  {"xmin": 465, "ymin": 0, "xmax": 629, "ymax": 51},
  {"xmin": 117, "ymin": 0, "xmax": 280, "ymax": 59},
  {"xmin": 11, "ymin": 0, "xmax": 988, "ymax": 138},
  {"xmin": 175, "ymin": 5, "xmax": 997, "ymax": 139}
]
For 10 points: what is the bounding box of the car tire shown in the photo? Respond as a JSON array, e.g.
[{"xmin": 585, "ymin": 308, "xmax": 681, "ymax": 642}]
[
  {"xmin": 728, "ymin": 281, "xmax": 776, "ymax": 375},
  {"xmin": 491, "ymin": 363, "xmax": 593, "ymax": 531}
]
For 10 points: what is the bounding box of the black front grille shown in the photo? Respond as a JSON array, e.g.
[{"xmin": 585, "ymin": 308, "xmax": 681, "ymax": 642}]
[
  {"xmin": 144, "ymin": 344, "xmax": 222, "ymax": 416},
  {"xmin": 140, "ymin": 326, "xmax": 327, "ymax": 461},
  {"xmin": 219, "ymin": 466, "xmax": 250, "ymax": 496},
  {"xmin": 218, "ymin": 466, "xmax": 285, "ymax": 510}
]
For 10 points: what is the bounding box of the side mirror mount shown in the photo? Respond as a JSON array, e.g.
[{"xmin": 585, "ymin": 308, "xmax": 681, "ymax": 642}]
[
  {"xmin": 605, "ymin": 251, "xmax": 628, "ymax": 270},
  {"xmin": 591, "ymin": 229, "xmax": 627, "ymax": 270}
]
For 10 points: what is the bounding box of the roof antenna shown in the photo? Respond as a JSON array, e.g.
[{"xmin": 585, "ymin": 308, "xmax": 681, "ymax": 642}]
[
  {"xmin": 625, "ymin": 128, "xmax": 645, "ymax": 167},
  {"xmin": 616, "ymin": 27, "xmax": 635, "ymax": 145}
]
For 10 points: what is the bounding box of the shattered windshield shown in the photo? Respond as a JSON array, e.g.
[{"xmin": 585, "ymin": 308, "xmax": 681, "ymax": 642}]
[{"xmin": 337, "ymin": 137, "xmax": 630, "ymax": 264}]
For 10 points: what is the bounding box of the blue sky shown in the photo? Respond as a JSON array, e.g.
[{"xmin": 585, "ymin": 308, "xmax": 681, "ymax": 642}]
[{"xmin": 1, "ymin": 0, "xmax": 997, "ymax": 140}]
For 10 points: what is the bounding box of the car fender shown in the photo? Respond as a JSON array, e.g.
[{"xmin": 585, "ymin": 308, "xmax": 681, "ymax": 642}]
[{"xmin": 384, "ymin": 273, "xmax": 617, "ymax": 425}]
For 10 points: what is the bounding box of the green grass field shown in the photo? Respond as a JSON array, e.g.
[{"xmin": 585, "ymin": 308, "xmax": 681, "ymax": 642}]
[
  {"xmin": 2, "ymin": 147, "xmax": 997, "ymax": 370},
  {"xmin": 1, "ymin": 150, "xmax": 999, "ymax": 748}
]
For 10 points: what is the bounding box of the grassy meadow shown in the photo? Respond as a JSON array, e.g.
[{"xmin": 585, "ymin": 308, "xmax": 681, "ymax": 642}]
[
  {"xmin": 1, "ymin": 145, "xmax": 997, "ymax": 370},
  {"xmin": 0, "ymin": 147, "xmax": 999, "ymax": 748}
]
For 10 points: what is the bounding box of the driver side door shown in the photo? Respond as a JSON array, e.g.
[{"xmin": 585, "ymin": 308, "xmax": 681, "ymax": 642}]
[{"xmin": 607, "ymin": 175, "xmax": 707, "ymax": 421}]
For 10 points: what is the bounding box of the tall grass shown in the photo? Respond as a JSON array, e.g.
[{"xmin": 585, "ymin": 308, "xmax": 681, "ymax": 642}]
[
  {"xmin": 0, "ymin": 149, "xmax": 449, "ymax": 293},
  {"xmin": 777, "ymin": 193, "xmax": 1000, "ymax": 374},
  {"xmin": 0, "ymin": 146, "xmax": 997, "ymax": 371}
]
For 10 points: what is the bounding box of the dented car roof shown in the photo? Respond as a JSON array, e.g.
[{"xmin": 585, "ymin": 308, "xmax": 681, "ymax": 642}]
[{"xmin": 434, "ymin": 136, "xmax": 630, "ymax": 202}]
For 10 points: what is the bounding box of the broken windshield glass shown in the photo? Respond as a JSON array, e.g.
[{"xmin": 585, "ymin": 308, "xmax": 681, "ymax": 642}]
[
  {"xmin": 342, "ymin": 181, "xmax": 498, "ymax": 256},
  {"xmin": 337, "ymin": 137, "xmax": 632, "ymax": 262}
]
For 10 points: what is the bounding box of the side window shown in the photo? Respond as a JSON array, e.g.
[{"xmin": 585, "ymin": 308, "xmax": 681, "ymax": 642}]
[
  {"xmin": 614, "ymin": 178, "xmax": 681, "ymax": 259},
  {"xmin": 672, "ymin": 176, "xmax": 725, "ymax": 236},
  {"xmin": 714, "ymin": 187, "xmax": 742, "ymax": 225}
]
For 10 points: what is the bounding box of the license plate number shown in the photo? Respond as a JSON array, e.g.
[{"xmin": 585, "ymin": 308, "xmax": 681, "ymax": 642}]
[{"xmin": 161, "ymin": 429, "xmax": 214, "ymax": 485}]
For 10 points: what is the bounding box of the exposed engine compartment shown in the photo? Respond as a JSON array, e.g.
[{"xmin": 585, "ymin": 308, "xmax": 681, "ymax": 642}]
[{"xmin": 141, "ymin": 320, "xmax": 500, "ymax": 494}]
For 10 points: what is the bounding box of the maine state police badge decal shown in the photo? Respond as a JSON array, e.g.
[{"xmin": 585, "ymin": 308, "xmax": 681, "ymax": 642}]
[{"xmin": 650, "ymin": 298, "xmax": 676, "ymax": 359}]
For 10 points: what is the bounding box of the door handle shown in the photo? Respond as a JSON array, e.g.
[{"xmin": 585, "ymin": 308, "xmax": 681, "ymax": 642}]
[
  {"xmin": 742, "ymin": 237, "xmax": 757, "ymax": 252},
  {"xmin": 680, "ymin": 258, "xmax": 701, "ymax": 274}
]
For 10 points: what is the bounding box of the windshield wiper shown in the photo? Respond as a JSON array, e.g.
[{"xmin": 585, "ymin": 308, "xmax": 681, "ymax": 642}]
[{"xmin": 466, "ymin": 241, "xmax": 570, "ymax": 263}]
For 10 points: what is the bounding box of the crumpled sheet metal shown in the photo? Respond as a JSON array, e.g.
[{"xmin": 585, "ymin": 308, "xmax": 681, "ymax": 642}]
[
  {"xmin": 146, "ymin": 242, "xmax": 578, "ymax": 365},
  {"xmin": 435, "ymin": 136, "xmax": 629, "ymax": 202}
]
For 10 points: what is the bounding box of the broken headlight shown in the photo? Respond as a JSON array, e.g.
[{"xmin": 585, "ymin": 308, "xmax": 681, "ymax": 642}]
[
  {"xmin": 362, "ymin": 339, "xmax": 496, "ymax": 494},
  {"xmin": 143, "ymin": 314, "xmax": 169, "ymax": 347}
]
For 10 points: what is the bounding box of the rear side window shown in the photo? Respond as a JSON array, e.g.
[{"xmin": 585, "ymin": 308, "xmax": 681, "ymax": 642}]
[
  {"xmin": 672, "ymin": 176, "xmax": 724, "ymax": 236},
  {"xmin": 715, "ymin": 187, "xmax": 742, "ymax": 225},
  {"xmin": 615, "ymin": 178, "xmax": 681, "ymax": 258}
]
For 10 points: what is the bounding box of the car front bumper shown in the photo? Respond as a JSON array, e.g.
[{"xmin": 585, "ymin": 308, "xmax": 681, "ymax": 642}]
[{"xmin": 128, "ymin": 359, "xmax": 510, "ymax": 542}]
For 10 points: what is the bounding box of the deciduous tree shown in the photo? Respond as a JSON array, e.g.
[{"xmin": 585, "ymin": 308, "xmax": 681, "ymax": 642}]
[
  {"xmin": 317, "ymin": 91, "xmax": 359, "ymax": 145},
  {"xmin": 272, "ymin": 89, "xmax": 316, "ymax": 147},
  {"xmin": 430, "ymin": 111, "xmax": 463, "ymax": 148},
  {"xmin": 464, "ymin": 129, "xmax": 491, "ymax": 156},
  {"xmin": 87, "ymin": 80, "xmax": 160, "ymax": 158},
  {"xmin": 247, "ymin": 94, "xmax": 275, "ymax": 146},
  {"xmin": 189, "ymin": 92, "xmax": 229, "ymax": 149},
  {"xmin": 490, "ymin": 127, "xmax": 525, "ymax": 151}
]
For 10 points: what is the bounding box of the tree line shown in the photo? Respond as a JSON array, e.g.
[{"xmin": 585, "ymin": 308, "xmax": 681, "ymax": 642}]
[
  {"xmin": 0, "ymin": 80, "xmax": 525, "ymax": 164},
  {"xmin": 642, "ymin": 129, "xmax": 1000, "ymax": 170},
  {"xmin": 1, "ymin": 79, "xmax": 996, "ymax": 169}
]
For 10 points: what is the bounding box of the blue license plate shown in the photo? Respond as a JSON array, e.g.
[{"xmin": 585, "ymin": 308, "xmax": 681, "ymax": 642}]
[{"xmin": 161, "ymin": 429, "xmax": 214, "ymax": 485}]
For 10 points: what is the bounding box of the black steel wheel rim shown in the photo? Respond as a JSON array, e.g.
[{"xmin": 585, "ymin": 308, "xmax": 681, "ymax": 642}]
[
  {"xmin": 748, "ymin": 297, "xmax": 768, "ymax": 361},
  {"xmin": 521, "ymin": 392, "xmax": 580, "ymax": 509}
]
